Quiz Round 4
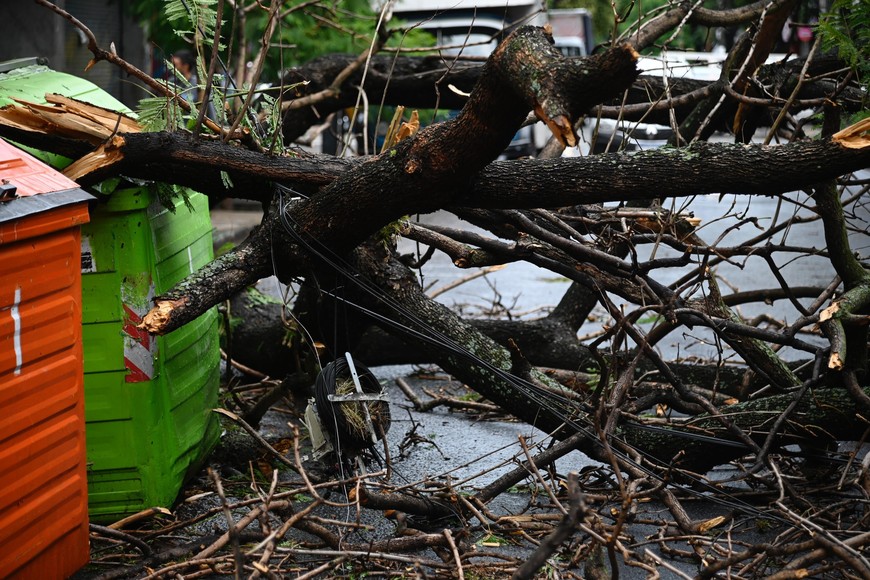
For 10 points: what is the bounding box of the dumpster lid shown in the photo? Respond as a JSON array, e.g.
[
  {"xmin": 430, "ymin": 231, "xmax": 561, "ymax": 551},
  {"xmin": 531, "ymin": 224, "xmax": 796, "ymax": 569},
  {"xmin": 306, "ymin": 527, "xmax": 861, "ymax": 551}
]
[
  {"xmin": 0, "ymin": 138, "xmax": 92, "ymax": 223},
  {"xmin": 0, "ymin": 60, "xmax": 132, "ymax": 114}
]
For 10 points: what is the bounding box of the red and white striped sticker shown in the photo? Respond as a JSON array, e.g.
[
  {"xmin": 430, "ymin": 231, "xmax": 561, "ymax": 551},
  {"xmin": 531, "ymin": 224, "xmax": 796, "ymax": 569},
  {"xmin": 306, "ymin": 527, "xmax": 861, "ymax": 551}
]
[{"xmin": 123, "ymin": 303, "xmax": 155, "ymax": 383}]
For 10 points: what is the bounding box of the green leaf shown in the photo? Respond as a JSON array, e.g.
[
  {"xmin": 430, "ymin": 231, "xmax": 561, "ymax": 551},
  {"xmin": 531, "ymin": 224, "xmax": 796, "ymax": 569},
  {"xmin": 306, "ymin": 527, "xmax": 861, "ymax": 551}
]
[
  {"xmin": 819, "ymin": 0, "xmax": 870, "ymax": 108},
  {"xmin": 220, "ymin": 170, "xmax": 233, "ymax": 189}
]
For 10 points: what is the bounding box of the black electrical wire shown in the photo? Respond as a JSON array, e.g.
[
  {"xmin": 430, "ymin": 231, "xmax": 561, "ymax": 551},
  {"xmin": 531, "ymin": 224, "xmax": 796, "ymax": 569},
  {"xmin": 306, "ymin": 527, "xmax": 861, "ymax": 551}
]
[
  {"xmin": 314, "ymin": 357, "xmax": 391, "ymax": 455},
  {"xmin": 273, "ymin": 184, "xmax": 796, "ymax": 524}
]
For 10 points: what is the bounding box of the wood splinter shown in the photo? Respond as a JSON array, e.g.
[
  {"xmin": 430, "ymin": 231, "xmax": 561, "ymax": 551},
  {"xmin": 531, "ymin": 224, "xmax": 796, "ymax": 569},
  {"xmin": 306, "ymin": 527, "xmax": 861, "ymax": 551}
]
[{"xmin": 141, "ymin": 299, "xmax": 186, "ymax": 334}]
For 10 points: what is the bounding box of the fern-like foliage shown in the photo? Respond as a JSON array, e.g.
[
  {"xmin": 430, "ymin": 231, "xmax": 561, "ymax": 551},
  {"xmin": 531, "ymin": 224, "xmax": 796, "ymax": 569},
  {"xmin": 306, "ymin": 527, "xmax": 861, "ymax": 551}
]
[
  {"xmin": 258, "ymin": 92, "xmax": 284, "ymax": 153},
  {"xmin": 137, "ymin": 94, "xmax": 192, "ymax": 132},
  {"xmin": 818, "ymin": 0, "xmax": 870, "ymax": 113},
  {"xmin": 155, "ymin": 182, "xmax": 195, "ymax": 213},
  {"xmin": 164, "ymin": 0, "xmax": 219, "ymax": 44}
]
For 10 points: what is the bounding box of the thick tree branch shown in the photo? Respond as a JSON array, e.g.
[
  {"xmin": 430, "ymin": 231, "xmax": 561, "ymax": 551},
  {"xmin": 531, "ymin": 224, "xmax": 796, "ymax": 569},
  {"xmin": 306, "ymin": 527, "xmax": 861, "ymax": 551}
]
[
  {"xmin": 15, "ymin": 130, "xmax": 865, "ymax": 209},
  {"xmin": 628, "ymin": 0, "xmax": 795, "ymax": 51},
  {"xmin": 141, "ymin": 215, "xmax": 284, "ymax": 333},
  {"xmin": 463, "ymin": 136, "xmax": 870, "ymax": 208},
  {"xmin": 281, "ymin": 54, "xmax": 479, "ymax": 141},
  {"xmin": 623, "ymin": 384, "xmax": 870, "ymax": 470},
  {"xmin": 137, "ymin": 27, "xmax": 639, "ymax": 334}
]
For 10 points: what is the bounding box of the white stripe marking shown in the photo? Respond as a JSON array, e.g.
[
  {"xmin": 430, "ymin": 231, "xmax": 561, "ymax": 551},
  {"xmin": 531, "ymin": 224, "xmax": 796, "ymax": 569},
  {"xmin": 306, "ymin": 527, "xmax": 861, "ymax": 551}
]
[
  {"xmin": 188, "ymin": 246, "xmax": 194, "ymax": 273},
  {"xmin": 12, "ymin": 287, "xmax": 22, "ymax": 375}
]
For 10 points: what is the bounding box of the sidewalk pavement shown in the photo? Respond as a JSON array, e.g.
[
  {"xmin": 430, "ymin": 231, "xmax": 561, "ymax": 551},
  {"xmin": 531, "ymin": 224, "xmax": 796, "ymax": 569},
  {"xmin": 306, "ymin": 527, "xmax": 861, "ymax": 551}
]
[{"xmin": 210, "ymin": 207, "xmax": 263, "ymax": 249}]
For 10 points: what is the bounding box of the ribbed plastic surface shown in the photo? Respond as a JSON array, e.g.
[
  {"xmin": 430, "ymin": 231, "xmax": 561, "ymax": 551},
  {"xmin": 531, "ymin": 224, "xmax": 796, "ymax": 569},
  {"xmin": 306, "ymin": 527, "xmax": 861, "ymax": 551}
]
[
  {"xmin": 81, "ymin": 187, "xmax": 220, "ymax": 522},
  {"xmin": 0, "ymin": 63, "xmax": 221, "ymax": 523},
  {"xmin": 0, "ymin": 140, "xmax": 79, "ymax": 197},
  {"xmin": 0, "ymin": 203, "xmax": 90, "ymax": 578}
]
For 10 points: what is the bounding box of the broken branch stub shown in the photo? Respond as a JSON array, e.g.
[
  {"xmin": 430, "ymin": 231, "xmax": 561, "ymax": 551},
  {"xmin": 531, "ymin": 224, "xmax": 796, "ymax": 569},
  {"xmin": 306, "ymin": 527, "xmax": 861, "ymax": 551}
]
[{"xmin": 496, "ymin": 28, "xmax": 639, "ymax": 146}]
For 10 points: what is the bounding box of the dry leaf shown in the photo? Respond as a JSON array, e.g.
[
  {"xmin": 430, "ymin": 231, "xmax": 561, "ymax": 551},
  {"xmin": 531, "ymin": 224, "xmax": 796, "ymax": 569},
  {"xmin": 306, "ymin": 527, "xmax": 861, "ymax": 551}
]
[
  {"xmin": 698, "ymin": 515, "xmax": 726, "ymax": 532},
  {"xmin": 255, "ymin": 458, "xmax": 272, "ymax": 477},
  {"xmin": 395, "ymin": 110, "xmax": 420, "ymax": 143}
]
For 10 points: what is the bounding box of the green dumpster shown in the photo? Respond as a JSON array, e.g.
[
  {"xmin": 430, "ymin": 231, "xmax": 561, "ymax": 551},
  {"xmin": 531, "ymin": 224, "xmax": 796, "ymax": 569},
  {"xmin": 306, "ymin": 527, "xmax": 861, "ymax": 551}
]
[{"xmin": 0, "ymin": 61, "xmax": 221, "ymax": 522}]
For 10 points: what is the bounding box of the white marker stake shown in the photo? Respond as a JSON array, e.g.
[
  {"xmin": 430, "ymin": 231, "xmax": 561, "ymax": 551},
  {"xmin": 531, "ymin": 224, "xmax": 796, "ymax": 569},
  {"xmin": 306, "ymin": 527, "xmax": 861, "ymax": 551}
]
[{"xmin": 345, "ymin": 352, "xmax": 378, "ymax": 444}]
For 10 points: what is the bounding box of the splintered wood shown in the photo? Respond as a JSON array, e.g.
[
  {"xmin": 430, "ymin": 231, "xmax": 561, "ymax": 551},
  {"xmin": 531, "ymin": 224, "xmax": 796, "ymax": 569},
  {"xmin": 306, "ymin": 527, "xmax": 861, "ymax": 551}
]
[
  {"xmin": 0, "ymin": 93, "xmax": 139, "ymax": 143},
  {"xmin": 832, "ymin": 118, "xmax": 870, "ymax": 149},
  {"xmin": 0, "ymin": 93, "xmax": 139, "ymax": 180}
]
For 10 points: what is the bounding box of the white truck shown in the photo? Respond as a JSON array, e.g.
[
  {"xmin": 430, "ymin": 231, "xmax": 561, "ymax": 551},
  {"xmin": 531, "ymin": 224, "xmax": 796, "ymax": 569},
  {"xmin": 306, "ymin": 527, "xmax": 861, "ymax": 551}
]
[{"xmin": 389, "ymin": 0, "xmax": 547, "ymax": 57}]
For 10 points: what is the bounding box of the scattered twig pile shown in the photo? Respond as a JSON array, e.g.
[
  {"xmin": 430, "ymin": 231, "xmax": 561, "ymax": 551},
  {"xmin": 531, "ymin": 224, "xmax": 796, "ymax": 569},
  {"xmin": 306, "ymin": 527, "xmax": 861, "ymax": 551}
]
[{"xmin": 81, "ymin": 374, "xmax": 870, "ymax": 579}]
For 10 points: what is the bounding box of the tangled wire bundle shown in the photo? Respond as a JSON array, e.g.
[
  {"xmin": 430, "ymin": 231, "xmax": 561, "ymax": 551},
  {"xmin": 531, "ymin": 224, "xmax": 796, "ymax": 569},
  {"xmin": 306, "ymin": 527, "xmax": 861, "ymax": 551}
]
[{"xmin": 314, "ymin": 357, "xmax": 391, "ymax": 458}]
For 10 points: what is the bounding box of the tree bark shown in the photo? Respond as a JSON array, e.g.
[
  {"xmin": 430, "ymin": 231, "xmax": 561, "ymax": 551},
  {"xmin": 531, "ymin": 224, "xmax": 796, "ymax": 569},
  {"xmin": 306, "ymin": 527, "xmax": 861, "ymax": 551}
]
[
  {"xmin": 138, "ymin": 27, "xmax": 641, "ymax": 335},
  {"xmin": 3, "ymin": 22, "xmax": 868, "ymax": 475},
  {"xmin": 280, "ymin": 54, "xmax": 481, "ymax": 142}
]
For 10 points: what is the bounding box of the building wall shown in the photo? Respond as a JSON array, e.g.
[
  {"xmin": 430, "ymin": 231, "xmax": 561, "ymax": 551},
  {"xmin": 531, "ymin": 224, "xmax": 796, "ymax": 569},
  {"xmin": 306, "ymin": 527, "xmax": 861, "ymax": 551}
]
[{"xmin": 0, "ymin": 0, "xmax": 148, "ymax": 108}]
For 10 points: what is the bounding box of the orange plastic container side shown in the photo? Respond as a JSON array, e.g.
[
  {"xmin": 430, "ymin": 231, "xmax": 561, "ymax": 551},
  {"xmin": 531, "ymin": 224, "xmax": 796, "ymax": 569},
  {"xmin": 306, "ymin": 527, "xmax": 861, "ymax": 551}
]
[{"xmin": 0, "ymin": 189, "xmax": 91, "ymax": 576}]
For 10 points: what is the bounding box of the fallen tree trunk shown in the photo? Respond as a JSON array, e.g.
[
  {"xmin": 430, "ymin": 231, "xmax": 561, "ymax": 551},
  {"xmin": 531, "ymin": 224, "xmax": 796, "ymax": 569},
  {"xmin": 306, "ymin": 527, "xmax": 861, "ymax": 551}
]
[
  {"xmin": 347, "ymin": 243, "xmax": 869, "ymax": 473},
  {"xmin": 3, "ymin": 120, "xmax": 869, "ymax": 208},
  {"xmin": 138, "ymin": 29, "xmax": 642, "ymax": 335},
  {"xmin": 3, "ymin": 24, "xmax": 868, "ymax": 476},
  {"xmin": 227, "ymin": 285, "xmax": 593, "ymax": 371}
]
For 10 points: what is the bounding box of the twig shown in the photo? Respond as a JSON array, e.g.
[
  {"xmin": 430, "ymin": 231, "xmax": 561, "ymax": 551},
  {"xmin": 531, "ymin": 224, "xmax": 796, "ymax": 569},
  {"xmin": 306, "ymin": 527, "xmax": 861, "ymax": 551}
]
[
  {"xmin": 221, "ymin": 348, "xmax": 269, "ymax": 380},
  {"xmin": 474, "ymin": 431, "xmax": 589, "ymax": 504},
  {"xmin": 289, "ymin": 556, "xmax": 346, "ymax": 580},
  {"xmin": 762, "ymin": 36, "xmax": 820, "ymax": 145},
  {"xmin": 223, "ymin": 0, "xmax": 280, "ymax": 142},
  {"xmin": 106, "ymin": 506, "xmax": 172, "ymax": 530},
  {"xmin": 279, "ymin": 547, "xmax": 453, "ymax": 568},
  {"xmin": 213, "ymin": 408, "xmax": 299, "ymax": 473},
  {"xmin": 194, "ymin": 503, "xmax": 279, "ymax": 560},
  {"xmin": 209, "ymin": 468, "xmax": 243, "ymax": 580},
  {"xmin": 142, "ymin": 555, "xmax": 235, "ymax": 580},
  {"xmin": 518, "ymin": 435, "xmax": 566, "ymax": 515},
  {"xmin": 643, "ymin": 548, "xmax": 694, "ymax": 579},
  {"xmin": 427, "ymin": 265, "xmax": 506, "ymax": 298},
  {"xmin": 89, "ymin": 524, "xmax": 153, "ymax": 556},
  {"xmin": 458, "ymin": 494, "xmax": 492, "ymax": 528},
  {"xmin": 775, "ymin": 497, "xmax": 870, "ymax": 576},
  {"xmin": 194, "ymin": 0, "xmax": 224, "ymax": 136},
  {"xmin": 249, "ymin": 469, "xmax": 280, "ymax": 579},
  {"xmin": 444, "ymin": 529, "xmax": 465, "ymax": 580},
  {"xmin": 33, "ymin": 0, "xmax": 227, "ymax": 135},
  {"xmin": 512, "ymin": 472, "xmax": 584, "ymax": 579}
]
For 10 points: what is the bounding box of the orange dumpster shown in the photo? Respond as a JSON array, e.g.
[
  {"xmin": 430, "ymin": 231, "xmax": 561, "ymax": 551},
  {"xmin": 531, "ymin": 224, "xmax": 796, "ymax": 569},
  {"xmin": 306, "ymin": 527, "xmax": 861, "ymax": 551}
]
[{"xmin": 0, "ymin": 138, "xmax": 92, "ymax": 579}]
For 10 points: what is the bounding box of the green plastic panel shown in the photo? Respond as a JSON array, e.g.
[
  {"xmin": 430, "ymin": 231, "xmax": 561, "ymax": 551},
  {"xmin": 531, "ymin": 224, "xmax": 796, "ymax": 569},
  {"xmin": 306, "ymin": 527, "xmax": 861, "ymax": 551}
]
[
  {"xmin": 0, "ymin": 61, "xmax": 220, "ymax": 522},
  {"xmin": 0, "ymin": 65, "xmax": 133, "ymax": 168},
  {"xmin": 80, "ymin": 189, "xmax": 220, "ymax": 522}
]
